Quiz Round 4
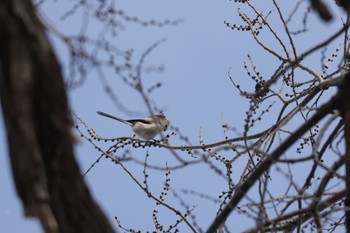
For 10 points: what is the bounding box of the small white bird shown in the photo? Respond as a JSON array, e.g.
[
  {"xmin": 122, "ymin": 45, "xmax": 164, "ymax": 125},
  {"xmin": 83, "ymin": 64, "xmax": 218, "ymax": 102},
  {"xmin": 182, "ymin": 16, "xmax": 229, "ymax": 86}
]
[{"xmin": 97, "ymin": 111, "xmax": 170, "ymax": 140}]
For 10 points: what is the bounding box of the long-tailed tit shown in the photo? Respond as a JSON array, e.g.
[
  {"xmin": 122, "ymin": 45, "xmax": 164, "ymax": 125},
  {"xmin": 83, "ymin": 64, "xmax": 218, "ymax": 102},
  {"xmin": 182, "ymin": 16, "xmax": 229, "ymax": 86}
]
[{"xmin": 97, "ymin": 111, "xmax": 170, "ymax": 140}]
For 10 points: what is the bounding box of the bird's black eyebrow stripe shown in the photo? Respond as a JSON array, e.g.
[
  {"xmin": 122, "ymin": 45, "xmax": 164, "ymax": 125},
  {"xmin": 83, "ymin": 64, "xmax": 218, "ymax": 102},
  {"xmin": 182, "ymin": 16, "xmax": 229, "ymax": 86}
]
[{"xmin": 127, "ymin": 119, "xmax": 152, "ymax": 124}]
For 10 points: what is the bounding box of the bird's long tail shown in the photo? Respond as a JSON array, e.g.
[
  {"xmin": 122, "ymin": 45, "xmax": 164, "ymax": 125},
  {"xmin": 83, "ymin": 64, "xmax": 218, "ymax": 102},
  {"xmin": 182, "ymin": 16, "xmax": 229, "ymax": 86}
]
[{"xmin": 96, "ymin": 111, "xmax": 132, "ymax": 126}]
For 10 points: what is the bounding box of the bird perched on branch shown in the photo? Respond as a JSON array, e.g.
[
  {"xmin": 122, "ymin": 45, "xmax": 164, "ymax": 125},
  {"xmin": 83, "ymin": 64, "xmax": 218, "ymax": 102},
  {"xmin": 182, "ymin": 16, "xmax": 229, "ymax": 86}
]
[{"xmin": 97, "ymin": 111, "xmax": 170, "ymax": 140}]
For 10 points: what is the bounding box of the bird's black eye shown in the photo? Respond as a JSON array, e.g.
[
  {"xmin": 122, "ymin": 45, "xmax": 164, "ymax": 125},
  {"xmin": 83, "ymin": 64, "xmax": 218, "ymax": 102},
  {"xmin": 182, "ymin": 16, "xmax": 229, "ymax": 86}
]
[{"xmin": 164, "ymin": 125, "xmax": 168, "ymax": 131}]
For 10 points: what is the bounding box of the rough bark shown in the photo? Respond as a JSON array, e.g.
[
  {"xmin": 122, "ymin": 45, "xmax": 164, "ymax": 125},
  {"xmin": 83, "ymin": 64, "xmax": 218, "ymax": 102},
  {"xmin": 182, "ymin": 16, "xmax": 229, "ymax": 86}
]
[
  {"xmin": 0, "ymin": 1, "xmax": 116, "ymax": 233},
  {"xmin": 339, "ymin": 75, "xmax": 350, "ymax": 232}
]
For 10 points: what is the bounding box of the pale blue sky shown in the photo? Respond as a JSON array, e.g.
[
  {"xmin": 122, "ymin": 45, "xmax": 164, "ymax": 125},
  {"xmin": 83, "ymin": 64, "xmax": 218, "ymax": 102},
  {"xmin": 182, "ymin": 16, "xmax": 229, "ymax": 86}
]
[{"xmin": 0, "ymin": 1, "xmax": 347, "ymax": 232}]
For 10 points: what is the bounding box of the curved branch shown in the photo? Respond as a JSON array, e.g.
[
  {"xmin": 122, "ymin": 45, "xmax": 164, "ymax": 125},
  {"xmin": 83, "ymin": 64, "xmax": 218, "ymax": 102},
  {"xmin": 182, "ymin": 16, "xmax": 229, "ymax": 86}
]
[{"xmin": 205, "ymin": 90, "xmax": 340, "ymax": 233}]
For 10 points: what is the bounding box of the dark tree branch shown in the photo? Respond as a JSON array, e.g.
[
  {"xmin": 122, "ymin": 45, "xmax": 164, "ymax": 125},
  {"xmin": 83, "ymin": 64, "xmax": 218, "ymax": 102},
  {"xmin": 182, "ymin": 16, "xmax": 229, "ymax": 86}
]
[
  {"xmin": 339, "ymin": 73, "xmax": 350, "ymax": 232},
  {"xmin": 311, "ymin": 0, "xmax": 333, "ymax": 21},
  {"xmin": 244, "ymin": 189, "xmax": 346, "ymax": 233},
  {"xmin": 336, "ymin": 0, "xmax": 350, "ymax": 13},
  {"xmin": 0, "ymin": 1, "xmax": 116, "ymax": 233},
  {"xmin": 206, "ymin": 89, "xmax": 340, "ymax": 233}
]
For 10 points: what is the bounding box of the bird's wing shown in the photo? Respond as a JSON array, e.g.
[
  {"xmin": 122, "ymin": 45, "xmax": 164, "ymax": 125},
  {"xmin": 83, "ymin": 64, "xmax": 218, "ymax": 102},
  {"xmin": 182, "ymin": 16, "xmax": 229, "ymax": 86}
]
[{"xmin": 127, "ymin": 119, "xmax": 152, "ymax": 125}]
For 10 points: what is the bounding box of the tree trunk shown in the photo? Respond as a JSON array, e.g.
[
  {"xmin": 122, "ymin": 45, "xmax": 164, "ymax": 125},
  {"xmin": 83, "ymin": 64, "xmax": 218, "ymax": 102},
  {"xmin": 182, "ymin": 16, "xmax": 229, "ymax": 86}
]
[{"xmin": 0, "ymin": 1, "xmax": 116, "ymax": 233}]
